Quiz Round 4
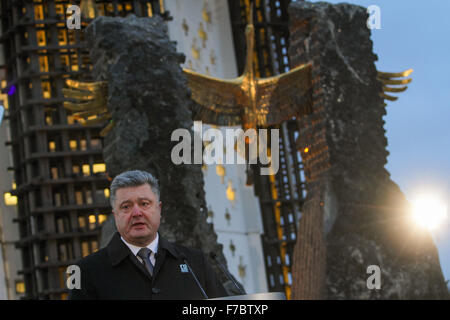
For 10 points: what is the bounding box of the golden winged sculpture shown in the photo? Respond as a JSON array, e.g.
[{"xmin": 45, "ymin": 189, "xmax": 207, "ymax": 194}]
[
  {"xmin": 183, "ymin": 9, "xmax": 313, "ymax": 130},
  {"xmin": 62, "ymin": 79, "xmax": 113, "ymax": 137},
  {"xmin": 62, "ymin": 7, "xmax": 411, "ymax": 138},
  {"xmin": 377, "ymin": 69, "xmax": 413, "ymax": 106}
]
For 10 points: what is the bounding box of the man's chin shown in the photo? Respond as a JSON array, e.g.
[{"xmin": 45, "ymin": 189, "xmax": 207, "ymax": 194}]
[{"xmin": 128, "ymin": 228, "xmax": 153, "ymax": 242}]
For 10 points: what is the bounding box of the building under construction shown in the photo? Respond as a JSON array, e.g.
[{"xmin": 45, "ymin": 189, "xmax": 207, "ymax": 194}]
[{"xmin": 0, "ymin": 0, "xmax": 306, "ymax": 299}]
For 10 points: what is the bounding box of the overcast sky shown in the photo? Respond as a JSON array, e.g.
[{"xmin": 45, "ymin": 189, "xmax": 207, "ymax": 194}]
[{"xmin": 308, "ymin": 0, "xmax": 450, "ymax": 284}]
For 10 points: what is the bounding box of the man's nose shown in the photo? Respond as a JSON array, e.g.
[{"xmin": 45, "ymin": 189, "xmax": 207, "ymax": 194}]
[{"xmin": 131, "ymin": 203, "xmax": 142, "ymax": 216}]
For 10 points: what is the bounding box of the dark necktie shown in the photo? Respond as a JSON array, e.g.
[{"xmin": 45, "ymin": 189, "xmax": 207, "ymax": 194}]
[{"xmin": 137, "ymin": 247, "xmax": 154, "ymax": 276}]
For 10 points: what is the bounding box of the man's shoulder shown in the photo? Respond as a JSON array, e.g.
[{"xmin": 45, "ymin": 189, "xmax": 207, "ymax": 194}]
[{"xmin": 160, "ymin": 237, "xmax": 205, "ymax": 261}]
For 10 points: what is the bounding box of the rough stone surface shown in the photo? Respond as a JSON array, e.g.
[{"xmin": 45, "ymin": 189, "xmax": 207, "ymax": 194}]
[
  {"xmin": 289, "ymin": 1, "xmax": 449, "ymax": 299},
  {"xmin": 84, "ymin": 15, "xmax": 234, "ymax": 290}
]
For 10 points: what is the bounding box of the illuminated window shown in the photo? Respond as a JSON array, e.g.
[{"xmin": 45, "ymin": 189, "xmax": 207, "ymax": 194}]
[
  {"xmin": 82, "ymin": 164, "xmax": 90, "ymax": 176},
  {"xmin": 51, "ymin": 167, "xmax": 59, "ymax": 179},
  {"xmin": 81, "ymin": 241, "xmax": 90, "ymax": 257},
  {"xmin": 55, "ymin": 4, "xmax": 64, "ymax": 15},
  {"xmin": 45, "ymin": 116, "xmax": 53, "ymax": 125},
  {"xmin": 86, "ymin": 190, "xmax": 93, "ymax": 204},
  {"xmin": 92, "ymin": 163, "xmax": 105, "ymax": 174},
  {"xmin": 72, "ymin": 165, "xmax": 80, "ymax": 174},
  {"xmin": 147, "ymin": 3, "xmax": 153, "ymax": 16},
  {"xmin": 41, "ymin": 81, "xmax": 51, "ymax": 98},
  {"xmin": 92, "ymin": 240, "xmax": 98, "ymax": 253},
  {"xmin": 61, "ymin": 55, "xmax": 69, "ymax": 67},
  {"xmin": 67, "ymin": 115, "xmax": 75, "ymax": 125},
  {"xmin": 78, "ymin": 216, "xmax": 86, "ymax": 229},
  {"xmin": 57, "ymin": 29, "xmax": 67, "ymax": 45},
  {"xmin": 80, "ymin": 139, "xmax": 87, "ymax": 150},
  {"xmin": 104, "ymin": 188, "xmax": 110, "ymax": 198},
  {"xmin": 88, "ymin": 215, "xmax": 96, "ymax": 224},
  {"xmin": 68, "ymin": 32, "xmax": 76, "ymax": 45},
  {"xmin": 12, "ymin": 182, "xmax": 16, "ymax": 190},
  {"xmin": 98, "ymin": 214, "xmax": 107, "ymax": 224},
  {"xmin": 15, "ymin": 281, "xmax": 25, "ymax": 294},
  {"xmin": 36, "ymin": 30, "xmax": 46, "ymax": 46},
  {"xmin": 69, "ymin": 140, "xmax": 77, "ymax": 151},
  {"xmin": 88, "ymin": 215, "xmax": 96, "ymax": 230},
  {"xmin": 39, "ymin": 56, "xmax": 49, "ymax": 72},
  {"xmin": 81, "ymin": 238, "xmax": 99, "ymax": 257},
  {"xmin": 75, "ymin": 191, "xmax": 83, "ymax": 205},
  {"xmin": 91, "ymin": 138, "xmax": 101, "ymax": 149},
  {"xmin": 48, "ymin": 141, "xmax": 56, "ymax": 152},
  {"xmin": 34, "ymin": 5, "xmax": 44, "ymax": 20},
  {"xmin": 58, "ymin": 267, "xmax": 67, "ymax": 291},
  {"xmin": 4, "ymin": 192, "xmax": 17, "ymax": 206}
]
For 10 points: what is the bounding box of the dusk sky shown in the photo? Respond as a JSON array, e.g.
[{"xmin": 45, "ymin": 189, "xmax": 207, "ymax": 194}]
[{"xmin": 309, "ymin": 0, "xmax": 450, "ymax": 283}]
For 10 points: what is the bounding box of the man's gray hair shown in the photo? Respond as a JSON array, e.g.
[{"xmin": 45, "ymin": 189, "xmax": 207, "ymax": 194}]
[{"xmin": 109, "ymin": 170, "xmax": 160, "ymax": 208}]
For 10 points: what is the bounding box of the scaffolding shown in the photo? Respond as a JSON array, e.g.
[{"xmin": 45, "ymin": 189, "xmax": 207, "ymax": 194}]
[{"xmin": 0, "ymin": 0, "xmax": 165, "ymax": 300}]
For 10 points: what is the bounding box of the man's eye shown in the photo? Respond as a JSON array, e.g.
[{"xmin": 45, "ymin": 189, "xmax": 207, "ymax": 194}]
[
  {"xmin": 121, "ymin": 205, "xmax": 130, "ymax": 210},
  {"xmin": 142, "ymin": 202, "xmax": 150, "ymax": 207}
]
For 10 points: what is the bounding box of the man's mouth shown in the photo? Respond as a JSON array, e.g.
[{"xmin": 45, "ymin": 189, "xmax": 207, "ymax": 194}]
[{"xmin": 132, "ymin": 222, "xmax": 146, "ymax": 228}]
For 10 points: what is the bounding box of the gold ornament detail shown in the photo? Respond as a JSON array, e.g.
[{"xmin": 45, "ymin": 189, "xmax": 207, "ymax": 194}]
[
  {"xmin": 226, "ymin": 180, "xmax": 235, "ymax": 204},
  {"xmin": 62, "ymin": 79, "xmax": 114, "ymax": 137},
  {"xmin": 377, "ymin": 69, "xmax": 413, "ymax": 105},
  {"xmin": 183, "ymin": 8, "xmax": 313, "ymax": 131},
  {"xmin": 198, "ymin": 22, "xmax": 207, "ymax": 48},
  {"xmin": 216, "ymin": 164, "xmax": 226, "ymax": 184}
]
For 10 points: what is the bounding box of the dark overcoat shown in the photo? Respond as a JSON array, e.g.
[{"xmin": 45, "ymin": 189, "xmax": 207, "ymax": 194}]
[{"xmin": 68, "ymin": 232, "xmax": 227, "ymax": 300}]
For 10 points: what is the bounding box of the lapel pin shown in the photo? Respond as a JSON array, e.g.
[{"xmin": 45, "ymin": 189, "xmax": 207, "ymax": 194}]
[{"xmin": 179, "ymin": 264, "xmax": 189, "ymax": 273}]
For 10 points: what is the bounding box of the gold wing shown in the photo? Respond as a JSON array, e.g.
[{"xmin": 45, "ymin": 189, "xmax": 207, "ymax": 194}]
[
  {"xmin": 183, "ymin": 68, "xmax": 246, "ymax": 126},
  {"xmin": 377, "ymin": 69, "xmax": 413, "ymax": 105},
  {"xmin": 257, "ymin": 63, "xmax": 313, "ymax": 126},
  {"xmin": 63, "ymin": 79, "xmax": 114, "ymax": 137}
]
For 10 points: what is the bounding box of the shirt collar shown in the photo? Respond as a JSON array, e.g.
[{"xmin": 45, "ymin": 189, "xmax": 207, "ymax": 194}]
[{"xmin": 120, "ymin": 233, "xmax": 159, "ymax": 256}]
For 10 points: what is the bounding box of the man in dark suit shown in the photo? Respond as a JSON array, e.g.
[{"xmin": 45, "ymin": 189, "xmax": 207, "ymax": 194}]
[{"xmin": 68, "ymin": 170, "xmax": 227, "ymax": 299}]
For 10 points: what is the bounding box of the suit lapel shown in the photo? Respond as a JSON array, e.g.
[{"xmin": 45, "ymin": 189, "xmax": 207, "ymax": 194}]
[
  {"xmin": 106, "ymin": 232, "xmax": 153, "ymax": 280},
  {"xmin": 129, "ymin": 253, "xmax": 153, "ymax": 280},
  {"xmin": 106, "ymin": 233, "xmax": 181, "ymax": 281}
]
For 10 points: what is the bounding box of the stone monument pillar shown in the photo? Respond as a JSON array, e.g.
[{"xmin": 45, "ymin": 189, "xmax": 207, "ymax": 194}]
[{"xmin": 288, "ymin": 1, "xmax": 448, "ymax": 299}]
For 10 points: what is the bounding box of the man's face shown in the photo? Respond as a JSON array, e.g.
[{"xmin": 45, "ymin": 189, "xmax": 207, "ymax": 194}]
[{"xmin": 112, "ymin": 183, "xmax": 161, "ymax": 247}]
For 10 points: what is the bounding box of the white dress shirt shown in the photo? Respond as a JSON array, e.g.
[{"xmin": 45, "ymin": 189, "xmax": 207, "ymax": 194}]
[{"xmin": 120, "ymin": 233, "xmax": 159, "ymax": 266}]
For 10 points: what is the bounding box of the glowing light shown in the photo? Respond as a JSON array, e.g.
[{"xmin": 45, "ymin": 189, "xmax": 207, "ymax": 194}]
[
  {"xmin": 98, "ymin": 214, "xmax": 107, "ymax": 224},
  {"xmin": 88, "ymin": 215, "xmax": 96, "ymax": 224},
  {"xmin": 82, "ymin": 164, "xmax": 90, "ymax": 176},
  {"xmin": 92, "ymin": 163, "xmax": 106, "ymax": 174},
  {"xmin": 4, "ymin": 192, "xmax": 17, "ymax": 206},
  {"xmin": 411, "ymin": 195, "xmax": 448, "ymax": 231},
  {"xmin": 304, "ymin": 147, "xmax": 309, "ymax": 153}
]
